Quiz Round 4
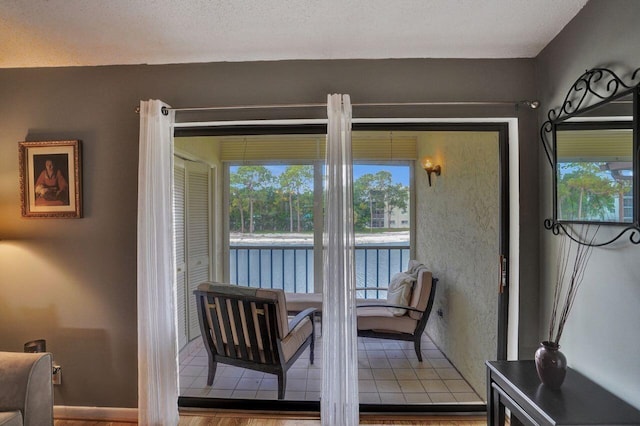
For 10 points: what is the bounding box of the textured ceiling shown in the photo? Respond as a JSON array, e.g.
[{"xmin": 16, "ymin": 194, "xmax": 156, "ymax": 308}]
[{"xmin": 0, "ymin": 0, "xmax": 588, "ymax": 69}]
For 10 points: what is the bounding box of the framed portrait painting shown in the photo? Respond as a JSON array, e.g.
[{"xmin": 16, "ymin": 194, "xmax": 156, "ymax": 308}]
[{"xmin": 19, "ymin": 140, "xmax": 82, "ymax": 218}]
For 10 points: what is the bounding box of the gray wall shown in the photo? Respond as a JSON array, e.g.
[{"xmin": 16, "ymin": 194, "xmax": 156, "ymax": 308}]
[
  {"xmin": 417, "ymin": 132, "xmax": 500, "ymax": 398},
  {"xmin": 0, "ymin": 59, "xmax": 538, "ymax": 407},
  {"xmin": 536, "ymin": 0, "xmax": 640, "ymax": 409}
]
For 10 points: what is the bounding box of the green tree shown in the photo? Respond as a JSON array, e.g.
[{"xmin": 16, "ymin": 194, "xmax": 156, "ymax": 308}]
[
  {"xmin": 353, "ymin": 173, "xmax": 377, "ymax": 230},
  {"xmin": 230, "ymin": 166, "xmax": 274, "ymax": 233},
  {"xmin": 229, "ymin": 184, "xmax": 246, "ymax": 232},
  {"xmin": 279, "ymin": 165, "xmax": 314, "ymax": 232},
  {"xmin": 384, "ymin": 182, "xmax": 409, "ymax": 226},
  {"xmin": 558, "ymin": 162, "xmax": 616, "ymax": 221}
]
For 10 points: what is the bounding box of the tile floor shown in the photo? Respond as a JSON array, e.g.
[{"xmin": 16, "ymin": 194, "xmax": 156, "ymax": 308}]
[{"xmin": 179, "ymin": 322, "xmax": 483, "ymax": 405}]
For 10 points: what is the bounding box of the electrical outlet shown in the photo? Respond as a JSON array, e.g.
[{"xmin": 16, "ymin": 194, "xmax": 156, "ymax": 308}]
[{"xmin": 52, "ymin": 365, "xmax": 62, "ymax": 385}]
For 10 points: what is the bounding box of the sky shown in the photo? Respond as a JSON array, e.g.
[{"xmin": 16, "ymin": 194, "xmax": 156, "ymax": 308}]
[{"xmin": 354, "ymin": 164, "xmax": 409, "ymax": 186}]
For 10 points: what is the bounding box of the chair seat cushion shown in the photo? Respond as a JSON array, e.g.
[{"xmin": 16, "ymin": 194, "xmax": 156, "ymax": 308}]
[
  {"xmin": 281, "ymin": 316, "xmax": 313, "ymax": 362},
  {"xmin": 286, "ymin": 292, "xmax": 388, "ymax": 314},
  {"xmin": 0, "ymin": 411, "xmax": 23, "ymax": 426},
  {"xmin": 356, "ymin": 306, "xmax": 418, "ymax": 334},
  {"xmin": 285, "ymin": 293, "xmax": 323, "ymax": 313}
]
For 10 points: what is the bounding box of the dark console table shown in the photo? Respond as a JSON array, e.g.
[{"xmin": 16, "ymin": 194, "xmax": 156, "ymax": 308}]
[{"xmin": 486, "ymin": 360, "xmax": 640, "ymax": 425}]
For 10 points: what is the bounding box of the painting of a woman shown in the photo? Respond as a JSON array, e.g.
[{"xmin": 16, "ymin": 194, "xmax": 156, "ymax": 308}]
[{"xmin": 34, "ymin": 157, "xmax": 69, "ymax": 206}]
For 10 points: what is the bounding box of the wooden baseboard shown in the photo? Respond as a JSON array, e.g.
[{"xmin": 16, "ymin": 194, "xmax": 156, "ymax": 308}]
[{"xmin": 54, "ymin": 406, "xmax": 137, "ymax": 423}]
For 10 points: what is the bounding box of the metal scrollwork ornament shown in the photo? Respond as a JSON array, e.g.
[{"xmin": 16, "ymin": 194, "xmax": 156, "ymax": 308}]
[
  {"xmin": 541, "ymin": 67, "xmax": 640, "ymax": 166},
  {"xmin": 544, "ymin": 219, "xmax": 640, "ymax": 247}
]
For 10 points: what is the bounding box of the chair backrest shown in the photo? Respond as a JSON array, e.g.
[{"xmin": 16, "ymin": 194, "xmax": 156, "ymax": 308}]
[
  {"xmin": 194, "ymin": 282, "xmax": 289, "ymax": 365},
  {"xmin": 408, "ymin": 268, "xmax": 434, "ymax": 320},
  {"xmin": 408, "ymin": 270, "xmax": 438, "ymax": 336}
]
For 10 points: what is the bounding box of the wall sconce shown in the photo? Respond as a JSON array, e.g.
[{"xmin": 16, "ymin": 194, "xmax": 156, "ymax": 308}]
[{"xmin": 421, "ymin": 156, "xmax": 441, "ymax": 187}]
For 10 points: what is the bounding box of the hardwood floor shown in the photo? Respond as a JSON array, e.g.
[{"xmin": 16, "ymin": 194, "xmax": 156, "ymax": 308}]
[{"xmin": 54, "ymin": 411, "xmax": 486, "ymax": 425}]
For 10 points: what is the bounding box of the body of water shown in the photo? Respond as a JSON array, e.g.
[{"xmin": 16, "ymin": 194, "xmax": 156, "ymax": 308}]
[{"xmin": 230, "ymin": 240, "xmax": 409, "ymax": 298}]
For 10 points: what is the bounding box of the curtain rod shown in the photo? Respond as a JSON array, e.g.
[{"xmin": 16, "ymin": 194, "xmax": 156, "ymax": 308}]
[{"xmin": 135, "ymin": 100, "xmax": 540, "ymax": 115}]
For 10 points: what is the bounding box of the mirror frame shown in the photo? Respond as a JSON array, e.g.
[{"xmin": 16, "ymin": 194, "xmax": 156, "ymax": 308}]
[{"xmin": 541, "ymin": 67, "xmax": 640, "ymax": 246}]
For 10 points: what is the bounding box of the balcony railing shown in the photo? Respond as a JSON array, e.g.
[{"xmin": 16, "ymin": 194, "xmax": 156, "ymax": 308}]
[{"xmin": 230, "ymin": 244, "xmax": 410, "ymax": 299}]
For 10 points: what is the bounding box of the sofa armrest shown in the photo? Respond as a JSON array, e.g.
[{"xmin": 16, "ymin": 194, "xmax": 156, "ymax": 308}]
[{"xmin": 0, "ymin": 352, "xmax": 53, "ymax": 426}]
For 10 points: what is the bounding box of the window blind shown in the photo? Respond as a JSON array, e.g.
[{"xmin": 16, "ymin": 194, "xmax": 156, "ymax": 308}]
[
  {"xmin": 557, "ymin": 129, "xmax": 632, "ymax": 161},
  {"xmin": 220, "ymin": 135, "xmax": 417, "ymax": 161}
]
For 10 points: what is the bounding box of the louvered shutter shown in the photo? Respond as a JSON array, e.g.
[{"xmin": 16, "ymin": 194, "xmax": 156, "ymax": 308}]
[
  {"xmin": 186, "ymin": 162, "xmax": 211, "ymax": 340},
  {"xmin": 173, "ymin": 161, "xmax": 188, "ymax": 350}
]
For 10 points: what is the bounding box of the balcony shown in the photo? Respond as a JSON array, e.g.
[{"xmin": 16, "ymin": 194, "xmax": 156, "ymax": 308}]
[{"xmin": 179, "ymin": 232, "xmax": 484, "ymax": 405}]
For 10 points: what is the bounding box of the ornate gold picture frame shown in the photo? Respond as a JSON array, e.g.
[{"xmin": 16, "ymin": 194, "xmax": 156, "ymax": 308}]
[{"xmin": 19, "ymin": 140, "xmax": 82, "ymax": 218}]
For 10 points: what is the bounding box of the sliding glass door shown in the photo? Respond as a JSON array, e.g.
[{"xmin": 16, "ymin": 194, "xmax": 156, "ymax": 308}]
[{"xmin": 175, "ymin": 126, "xmax": 505, "ymax": 412}]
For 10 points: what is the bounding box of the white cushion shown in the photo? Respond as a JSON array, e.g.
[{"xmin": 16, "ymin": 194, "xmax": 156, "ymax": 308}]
[
  {"xmin": 286, "ymin": 292, "xmax": 388, "ymax": 313},
  {"xmin": 386, "ymin": 272, "xmax": 415, "ymax": 316},
  {"xmin": 285, "ymin": 292, "xmax": 323, "ymax": 313}
]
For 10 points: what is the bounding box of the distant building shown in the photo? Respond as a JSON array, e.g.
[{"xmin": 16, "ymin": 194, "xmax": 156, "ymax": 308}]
[
  {"xmin": 387, "ymin": 197, "xmax": 410, "ymax": 229},
  {"xmin": 371, "ymin": 196, "xmax": 410, "ymax": 229}
]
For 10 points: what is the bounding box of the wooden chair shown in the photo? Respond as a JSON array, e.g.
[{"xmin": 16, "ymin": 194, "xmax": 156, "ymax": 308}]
[
  {"xmin": 356, "ymin": 268, "xmax": 438, "ymax": 361},
  {"xmin": 194, "ymin": 282, "xmax": 316, "ymax": 399}
]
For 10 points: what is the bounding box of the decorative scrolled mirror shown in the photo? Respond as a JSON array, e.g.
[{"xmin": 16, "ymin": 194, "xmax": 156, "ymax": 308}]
[{"xmin": 541, "ymin": 68, "xmax": 640, "ymax": 246}]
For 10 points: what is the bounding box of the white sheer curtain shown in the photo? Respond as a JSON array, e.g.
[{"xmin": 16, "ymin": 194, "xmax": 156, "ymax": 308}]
[
  {"xmin": 137, "ymin": 100, "xmax": 179, "ymax": 425},
  {"xmin": 322, "ymin": 94, "xmax": 359, "ymax": 425}
]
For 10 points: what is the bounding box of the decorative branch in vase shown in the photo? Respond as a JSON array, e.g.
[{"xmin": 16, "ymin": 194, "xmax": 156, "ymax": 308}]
[{"xmin": 536, "ymin": 225, "xmax": 598, "ymax": 389}]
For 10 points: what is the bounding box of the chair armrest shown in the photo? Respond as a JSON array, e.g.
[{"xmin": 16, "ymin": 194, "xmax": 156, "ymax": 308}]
[
  {"xmin": 356, "ymin": 303, "xmax": 423, "ymax": 313},
  {"xmin": 288, "ymin": 307, "xmax": 317, "ymax": 331}
]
